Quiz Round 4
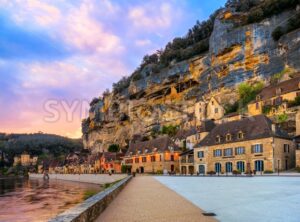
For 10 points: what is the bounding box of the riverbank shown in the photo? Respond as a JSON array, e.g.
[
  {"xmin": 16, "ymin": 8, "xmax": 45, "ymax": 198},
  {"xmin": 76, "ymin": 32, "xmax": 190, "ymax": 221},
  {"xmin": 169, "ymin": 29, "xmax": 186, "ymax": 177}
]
[{"xmin": 29, "ymin": 173, "xmax": 127, "ymax": 185}]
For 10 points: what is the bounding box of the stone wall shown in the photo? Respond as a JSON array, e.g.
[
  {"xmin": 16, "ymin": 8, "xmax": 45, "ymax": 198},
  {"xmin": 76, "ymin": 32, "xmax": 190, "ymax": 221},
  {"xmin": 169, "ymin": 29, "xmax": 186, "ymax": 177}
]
[
  {"xmin": 29, "ymin": 173, "xmax": 127, "ymax": 185},
  {"xmin": 49, "ymin": 176, "xmax": 132, "ymax": 222}
]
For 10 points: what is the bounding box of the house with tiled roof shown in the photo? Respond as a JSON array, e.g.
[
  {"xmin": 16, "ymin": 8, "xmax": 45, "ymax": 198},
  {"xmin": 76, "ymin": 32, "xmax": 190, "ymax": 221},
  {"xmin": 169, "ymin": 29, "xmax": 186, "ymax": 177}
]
[
  {"xmin": 124, "ymin": 136, "xmax": 181, "ymax": 174},
  {"xmin": 194, "ymin": 115, "xmax": 295, "ymax": 175},
  {"xmin": 178, "ymin": 120, "xmax": 216, "ymax": 175},
  {"xmin": 99, "ymin": 152, "xmax": 124, "ymax": 173},
  {"xmin": 248, "ymin": 76, "xmax": 300, "ymax": 116}
]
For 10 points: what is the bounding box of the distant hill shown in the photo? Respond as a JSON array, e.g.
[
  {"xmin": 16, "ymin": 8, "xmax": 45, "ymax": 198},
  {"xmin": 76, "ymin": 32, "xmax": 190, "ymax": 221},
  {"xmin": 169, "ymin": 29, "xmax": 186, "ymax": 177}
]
[{"xmin": 0, "ymin": 133, "xmax": 83, "ymax": 166}]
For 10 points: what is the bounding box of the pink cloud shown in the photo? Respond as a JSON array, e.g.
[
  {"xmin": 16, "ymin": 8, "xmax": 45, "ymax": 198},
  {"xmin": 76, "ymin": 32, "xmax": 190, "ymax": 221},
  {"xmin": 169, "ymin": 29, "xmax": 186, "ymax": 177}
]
[{"xmin": 128, "ymin": 2, "xmax": 182, "ymax": 32}]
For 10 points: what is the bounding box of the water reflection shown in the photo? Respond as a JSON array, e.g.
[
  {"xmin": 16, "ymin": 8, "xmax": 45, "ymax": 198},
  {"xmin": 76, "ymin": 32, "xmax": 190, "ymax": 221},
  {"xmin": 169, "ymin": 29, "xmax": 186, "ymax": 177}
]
[{"xmin": 0, "ymin": 178, "xmax": 101, "ymax": 222}]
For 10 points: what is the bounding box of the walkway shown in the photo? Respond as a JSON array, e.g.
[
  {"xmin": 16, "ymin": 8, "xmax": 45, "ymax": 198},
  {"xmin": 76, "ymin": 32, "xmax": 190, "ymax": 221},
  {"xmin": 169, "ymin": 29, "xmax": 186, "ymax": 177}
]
[{"xmin": 96, "ymin": 176, "xmax": 216, "ymax": 222}]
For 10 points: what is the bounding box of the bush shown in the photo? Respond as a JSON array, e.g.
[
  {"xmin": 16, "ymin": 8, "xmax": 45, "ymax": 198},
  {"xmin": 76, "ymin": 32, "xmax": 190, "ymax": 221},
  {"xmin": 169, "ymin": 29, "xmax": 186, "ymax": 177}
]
[
  {"xmin": 160, "ymin": 125, "xmax": 179, "ymax": 137},
  {"xmin": 108, "ymin": 144, "xmax": 120, "ymax": 153},
  {"xmin": 276, "ymin": 113, "xmax": 288, "ymax": 123},
  {"xmin": 121, "ymin": 165, "xmax": 131, "ymax": 174},
  {"xmin": 233, "ymin": 170, "xmax": 242, "ymax": 175},
  {"xmin": 288, "ymin": 96, "xmax": 300, "ymax": 107},
  {"xmin": 238, "ymin": 81, "xmax": 264, "ymax": 108},
  {"xmin": 264, "ymin": 170, "xmax": 274, "ymax": 174},
  {"xmin": 247, "ymin": 8, "xmax": 264, "ymax": 23},
  {"xmin": 272, "ymin": 26, "xmax": 284, "ymax": 41},
  {"xmin": 262, "ymin": 105, "xmax": 272, "ymax": 115},
  {"xmin": 224, "ymin": 102, "xmax": 239, "ymax": 115},
  {"xmin": 156, "ymin": 170, "xmax": 163, "ymax": 175},
  {"xmin": 83, "ymin": 190, "xmax": 98, "ymax": 200}
]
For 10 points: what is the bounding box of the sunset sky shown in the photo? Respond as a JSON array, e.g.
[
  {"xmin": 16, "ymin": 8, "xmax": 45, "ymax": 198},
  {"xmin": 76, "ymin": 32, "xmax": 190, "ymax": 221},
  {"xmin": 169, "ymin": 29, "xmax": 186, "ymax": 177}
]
[{"xmin": 0, "ymin": 0, "xmax": 226, "ymax": 138}]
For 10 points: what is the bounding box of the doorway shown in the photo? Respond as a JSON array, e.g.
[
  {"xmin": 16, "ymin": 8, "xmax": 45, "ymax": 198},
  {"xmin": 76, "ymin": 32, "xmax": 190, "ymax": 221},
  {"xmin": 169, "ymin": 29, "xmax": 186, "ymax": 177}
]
[
  {"xmin": 140, "ymin": 167, "xmax": 144, "ymax": 174},
  {"xmin": 199, "ymin": 165, "xmax": 205, "ymax": 175}
]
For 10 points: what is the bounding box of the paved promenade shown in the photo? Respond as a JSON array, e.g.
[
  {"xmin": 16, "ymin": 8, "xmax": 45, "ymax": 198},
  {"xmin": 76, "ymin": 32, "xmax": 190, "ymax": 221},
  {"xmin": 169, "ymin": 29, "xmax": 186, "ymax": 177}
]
[{"xmin": 96, "ymin": 176, "xmax": 216, "ymax": 222}]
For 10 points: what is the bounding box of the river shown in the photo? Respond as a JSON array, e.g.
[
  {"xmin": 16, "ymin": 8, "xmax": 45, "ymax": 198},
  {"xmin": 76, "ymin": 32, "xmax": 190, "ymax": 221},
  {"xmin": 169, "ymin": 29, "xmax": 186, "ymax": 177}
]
[{"xmin": 0, "ymin": 177, "xmax": 102, "ymax": 222}]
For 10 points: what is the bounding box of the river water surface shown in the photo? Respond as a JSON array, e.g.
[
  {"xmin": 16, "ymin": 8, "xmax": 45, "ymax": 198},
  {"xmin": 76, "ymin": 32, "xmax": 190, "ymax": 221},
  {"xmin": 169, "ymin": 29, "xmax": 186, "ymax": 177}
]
[{"xmin": 0, "ymin": 178, "xmax": 102, "ymax": 222}]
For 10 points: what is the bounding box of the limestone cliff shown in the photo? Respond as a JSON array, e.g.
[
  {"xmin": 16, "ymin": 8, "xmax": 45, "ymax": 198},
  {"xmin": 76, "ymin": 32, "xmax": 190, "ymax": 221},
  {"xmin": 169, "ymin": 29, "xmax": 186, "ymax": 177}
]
[{"xmin": 82, "ymin": 7, "xmax": 300, "ymax": 152}]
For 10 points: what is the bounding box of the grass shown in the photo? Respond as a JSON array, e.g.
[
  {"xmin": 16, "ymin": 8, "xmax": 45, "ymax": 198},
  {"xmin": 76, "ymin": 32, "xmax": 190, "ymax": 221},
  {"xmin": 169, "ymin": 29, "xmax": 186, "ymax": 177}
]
[{"xmin": 83, "ymin": 190, "xmax": 99, "ymax": 200}]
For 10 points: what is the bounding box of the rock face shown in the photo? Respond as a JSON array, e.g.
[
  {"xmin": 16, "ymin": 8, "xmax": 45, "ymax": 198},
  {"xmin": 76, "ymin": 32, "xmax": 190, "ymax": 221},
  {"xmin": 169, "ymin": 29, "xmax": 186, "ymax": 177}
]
[{"xmin": 82, "ymin": 8, "xmax": 300, "ymax": 152}]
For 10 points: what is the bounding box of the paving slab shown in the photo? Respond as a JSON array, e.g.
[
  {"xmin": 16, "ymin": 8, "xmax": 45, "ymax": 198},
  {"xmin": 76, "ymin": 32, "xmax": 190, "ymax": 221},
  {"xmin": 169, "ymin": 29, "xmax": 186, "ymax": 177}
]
[{"xmin": 96, "ymin": 176, "xmax": 216, "ymax": 222}]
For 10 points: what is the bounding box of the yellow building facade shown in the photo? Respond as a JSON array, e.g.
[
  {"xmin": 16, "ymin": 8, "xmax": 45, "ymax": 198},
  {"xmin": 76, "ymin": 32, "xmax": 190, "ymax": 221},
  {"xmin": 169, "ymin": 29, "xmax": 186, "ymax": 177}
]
[
  {"xmin": 194, "ymin": 115, "xmax": 295, "ymax": 174},
  {"xmin": 248, "ymin": 77, "xmax": 300, "ymax": 116},
  {"xmin": 124, "ymin": 136, "xmax": 181, "ymax": 174}
]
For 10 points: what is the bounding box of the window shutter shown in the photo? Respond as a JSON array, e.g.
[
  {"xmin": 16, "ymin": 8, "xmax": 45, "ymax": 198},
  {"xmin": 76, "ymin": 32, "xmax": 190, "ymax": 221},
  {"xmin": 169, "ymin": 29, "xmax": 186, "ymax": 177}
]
[
  {"xmin": 235, "ymin": 148, "xmax": 237, "ymax": 155},
  {"xmin": 261, "ymin": 144, "xmax": 263, "ymax": 153},
  {"xmin": 251, "ymin": 145, "xmax": 254, "ymax": 153}
]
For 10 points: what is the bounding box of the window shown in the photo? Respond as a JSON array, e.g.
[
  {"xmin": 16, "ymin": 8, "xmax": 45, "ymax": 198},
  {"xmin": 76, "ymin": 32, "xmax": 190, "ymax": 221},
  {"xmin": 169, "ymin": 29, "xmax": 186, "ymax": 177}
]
[
  {"xmin": 215, "ymin": 108, "xmax": 218, "ymax": 113},
  {"xmin": 151, "ymin": 156, "xmax": 156, "ymax": 162},
  {"xmin": 284, "ymin": 144, "xmax": 290, "ymax": 153},
  {"xmin": 224, "ymin": 148, "xmax": 233, "ymax": 157},
  {"xmin": 198, "ymin": 151, "xmax": 204, "ymax": 158},
  {"xmin": 252, "ymin": 144, "xmax": 263, "ymax": 153},
  {"xmin": 215, "ymin": 163, "xmax": 221, "ymax": 173},
  {"xmin": 142, "ymin": 157, "xmax": 147, "ymax": 162},
  {"xmin": 256, "ymin": 95, "xmax": 261, "ymax": 101},
  {"xmin": 256, "ymin": 102, "xmax": 260, "ymax": 110},
  {"xmin": 216, "ymin": 135, "xmax": 221, "ymax": 143},
  {"xmin": 125, "ymin": 159, "xmax": 133, "ymax": 164},
  {"xmin": 170, "ymin": 155, "xmax": 174, "ymax": 161},
  {"xmin": 135, "ymin": 158, "xmax": 139, "ymax": 163},
  {"xmin": 237, "ymin": 132, "xmax": 244, "ymax": 139},
  {"xmin": 235, "ymin": 147, "xmax": 245, "ymax": 155},
  {"xmin": 226, "ymin": 134, "xmax": 232, "ymax": 141},
  {"xmin": 214, "ymin": 149, "xmax": 222, "ymax": 157},
  {"xmin": 211, "ymin": 101, "xmax": 214, "ymax": 105},
  {"xmin": 254, "ymin": 160, "xmax": 264, "ymax": 171},
  {"xmin": 225, "ymin": 162, "xmax": 233, "ymax": 173},
  {"xmin": 236, "ymin": 161, "xmax": 245, "ymax": 172}
]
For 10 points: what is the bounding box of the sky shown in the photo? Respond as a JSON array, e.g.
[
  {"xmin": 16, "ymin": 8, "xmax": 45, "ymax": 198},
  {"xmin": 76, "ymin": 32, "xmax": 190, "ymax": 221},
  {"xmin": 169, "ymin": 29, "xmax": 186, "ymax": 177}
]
[{"xmin": 0, "ymin": 0, "xmax": 226, "ymax": 138}]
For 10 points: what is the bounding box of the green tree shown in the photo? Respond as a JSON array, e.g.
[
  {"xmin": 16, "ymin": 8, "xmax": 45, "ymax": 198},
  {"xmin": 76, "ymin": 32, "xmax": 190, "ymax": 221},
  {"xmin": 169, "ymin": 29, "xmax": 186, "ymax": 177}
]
[
  {"xmin": 238, "ymin": 81, "xmax": 264, "ymax": 109},
  {"xmin": 108, "ymin": 144, "xmax": 120, "ymax": 153}
]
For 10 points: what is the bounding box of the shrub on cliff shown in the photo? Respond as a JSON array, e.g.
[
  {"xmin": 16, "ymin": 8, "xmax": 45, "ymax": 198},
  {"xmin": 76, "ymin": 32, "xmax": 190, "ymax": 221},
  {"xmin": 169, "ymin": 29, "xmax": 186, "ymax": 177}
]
[
  {"xmin": 108, "ymin": 144, "xmax": 120, "ymax": 153},
  {"xmin": 238, "ymin": 81, "xmax": 264, "ymax": 106},
  {"xmin": 272, "ymin": 26, "xmax": 284, "ymax": 41}
]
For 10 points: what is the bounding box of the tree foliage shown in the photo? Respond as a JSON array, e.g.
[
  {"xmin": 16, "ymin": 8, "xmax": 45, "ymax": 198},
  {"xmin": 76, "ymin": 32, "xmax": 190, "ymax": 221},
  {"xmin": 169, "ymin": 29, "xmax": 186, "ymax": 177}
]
[
  {"xmin": 238, "ymin": 81, "xmax": 264, "ymax": 107},
  {"xmin": 160, "ymin": 125, "xmax": 179, "ymax": 137},
  {"xmin": 108, "ymin": 144, "xmax": 120, "ymax": 153},
  {"xmin": 0, "ymin": 133, "xmax": 83, "ymax": 166}
]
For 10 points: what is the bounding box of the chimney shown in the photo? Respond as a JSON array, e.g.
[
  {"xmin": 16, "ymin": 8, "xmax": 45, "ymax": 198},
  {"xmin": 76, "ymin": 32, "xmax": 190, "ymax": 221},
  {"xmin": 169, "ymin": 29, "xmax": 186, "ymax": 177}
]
[{"xmin": 271, "ymin": 124, "xmax": 277, "ymax": 134}]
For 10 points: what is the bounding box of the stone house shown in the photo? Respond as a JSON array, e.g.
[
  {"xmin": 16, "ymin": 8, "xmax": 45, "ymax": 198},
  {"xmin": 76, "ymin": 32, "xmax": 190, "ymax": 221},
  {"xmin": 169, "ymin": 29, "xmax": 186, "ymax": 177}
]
[
  {"xmin": 124, "ymin": 136, "xmax": 181, "ymax": 174},
  {"xmin": 174, "ymin": 128, "xmax": 198, "ymax": 150},
  {"xmin": 99, "ymin": 152, "xmax": 124, "ymax": 173},
  {"xmin": 195, "ymin": 97, "xmax": 225, "ymax": 122},
  {"xmin": 179, "ymin": 149, "xmax": 194, "ymax": 175},
  {"xmin": 179, "ymin": 120, "xmax": 216, "ymax": 175},
  {"xmin": 194, "ymin": 115, "xmax": 295, "ymax": 174},
  {"xmin": 13, "ymin": 153, "xmax": 38, "ymax": 167},
  {"xmin": 248, "ymin": 76, "xmax": 300, "ymax": 116}
]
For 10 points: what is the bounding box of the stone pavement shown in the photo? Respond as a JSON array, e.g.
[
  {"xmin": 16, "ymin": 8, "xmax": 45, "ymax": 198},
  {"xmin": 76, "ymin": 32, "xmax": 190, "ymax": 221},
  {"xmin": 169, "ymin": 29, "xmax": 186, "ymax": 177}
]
[{"xmin": 96, "ymin": 176, "xmax": 216, "ymax": 222}]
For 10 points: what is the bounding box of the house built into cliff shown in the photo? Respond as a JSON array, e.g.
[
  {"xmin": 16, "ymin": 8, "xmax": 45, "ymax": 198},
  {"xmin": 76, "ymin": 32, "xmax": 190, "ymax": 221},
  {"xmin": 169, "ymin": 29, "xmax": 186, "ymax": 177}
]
[{"xmin": 248, "ymin": 76, "xmax": 300, "ymax": 116}]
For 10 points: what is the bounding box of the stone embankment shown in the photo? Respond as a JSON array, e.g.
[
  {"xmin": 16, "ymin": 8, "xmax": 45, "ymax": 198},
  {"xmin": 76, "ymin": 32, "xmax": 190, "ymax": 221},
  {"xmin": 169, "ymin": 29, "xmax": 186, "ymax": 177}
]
[
  {"xmin": 29, "ymin": 173, "xmax": 127, "ymax": 185},
  {"xmin": 49, "ymin": 176, "xmax": 132, "ymax": 222}
]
